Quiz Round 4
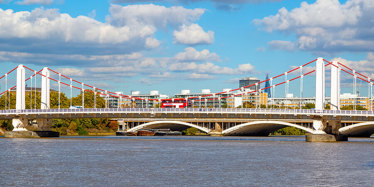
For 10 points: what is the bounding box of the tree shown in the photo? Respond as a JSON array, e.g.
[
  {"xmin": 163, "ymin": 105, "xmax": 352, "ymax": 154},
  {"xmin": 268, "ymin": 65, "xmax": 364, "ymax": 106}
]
[
  {"xmin": 50, "ymin": 91, "xmax": 70, "ymax": 109},
  {"xmin": 182, "ymin": 127, "xmax": 200, "ymax": 135},
  {"xmin": 340, "ymin": 105, "xmax": 367, "ymax": 110},
  {"xmin": 72, "ymin": 91, "xmax": 105, "ymax": 108},
  {"xmin": 303, "ymin": 103, "xmax": 315, "ymax": 109},
  {"xmin": 272, "ymin": 127, "xmax": 305, "ymax": 135}
]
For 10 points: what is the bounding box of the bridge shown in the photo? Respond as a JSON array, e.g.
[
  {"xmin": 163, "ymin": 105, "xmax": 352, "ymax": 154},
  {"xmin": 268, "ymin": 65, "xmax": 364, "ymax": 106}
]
[{"xmin": 1, "ymin": 58, "xmax": 374, "ymax": 141}]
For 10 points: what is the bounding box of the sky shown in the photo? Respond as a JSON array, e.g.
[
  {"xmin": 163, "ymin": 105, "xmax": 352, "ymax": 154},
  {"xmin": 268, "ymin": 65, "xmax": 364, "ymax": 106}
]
[{"xmin": 0, "ymin": 0, "xmax": 374, "ymax": 97}]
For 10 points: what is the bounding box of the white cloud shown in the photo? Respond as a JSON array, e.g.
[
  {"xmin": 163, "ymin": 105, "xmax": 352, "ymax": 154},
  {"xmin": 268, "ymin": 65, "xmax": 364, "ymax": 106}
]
[
  {"xmin": 255, "ymin": 0, "xmax": 374, "ymax": 53},
  {"xmin": 331, "ymin": 53, "xmax": 374, "ymax": 79},
  {"xmin": 149, "ymin": 72, "xmax": 172, "ymax": 78},
  {"xmin": 173, "ymin": 24, "xmax": 214, "ymax": 45},
  {"xmin": 108, "ymin": 4, "xmax": 205, "ymax": 29},
  {"xmin": 55, "ymin": 68, "xmax": 85, "ymax": 77},
  {"xmin": 139, "ymin": 58, "xmax": 157, "ymax": 67},
  {"xmin": 168, "ymin": 62, "xmax": 198, "ymax": 72},
  {"xmin": 145, "ymin": 37, "xmax": 160, "ymax": 48},
  {"xmin": 268, "ymin": 40, "xmax": 296, "ymax": 51},
  {"xmin": 187, "ymin": 73, "xmax": 214, "ymax": 79},
  {"xmin": 112, "ymin": 0, "xmax": 283, "ymax": 11},
  {"xmin": 17, "ymin": 0, "xmax": 53, "ymax": 5},
  {"xmin": 0, "ymin": 51, "xmax": 143, "ymax": 67},
  {"xmin": 0, "ymin": 4, "xmax": 206, "ymax": 58},
  {"xmin": 139, "ymin": 78, "xmax": 152, "ymax": 85},
  {"xmin": 238, "ymin": 63, "xmax": 254, "ymax": 73},
  {"xmin": 174, "ymin": 47, "xmax": 219, "ymax": 61},
  {"xmin": 168, "ymin": 62, "xmax": 255, "ymax": 75}
]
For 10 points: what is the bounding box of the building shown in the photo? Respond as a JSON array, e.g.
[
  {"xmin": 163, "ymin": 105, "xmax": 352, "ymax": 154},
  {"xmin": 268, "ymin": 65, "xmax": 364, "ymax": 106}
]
[
  {"xmin": 227, "ymin": 92, "xmax": 268, "ymax": 108},
  {"xmin": 340, "ymin": 93, "xmax": 370, "ymax": 110},
  {"xmin": 264, "ymin": 74, "xmax": 271, "ymax": 98},
  {"xmin": 269, "ymin": 93, "xmax": 371, "ymax": 110},
  {"xmin": 128, "ymin": 90, "xmax": 169, "ymax": 108},
  {"xmin": 175, "ymin": 89, "xmax": 233, "ymax": 108},
  {"xmin": 101, "ymin": 90, "xmax": 169, "ymax": 108},
  {"xmin": 239, "ymin": 77, "xmax": 260, "ymax": 91},
  {"xmin": 226, "ymin": 97, "xmax": 242, "ymax": 108}
]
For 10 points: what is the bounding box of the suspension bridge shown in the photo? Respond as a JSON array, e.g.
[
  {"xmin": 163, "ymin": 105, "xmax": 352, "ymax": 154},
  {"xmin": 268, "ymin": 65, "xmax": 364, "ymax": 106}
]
[{"xmin": 1, "ymin": 58, "xmax": 374, "ymax": 141}]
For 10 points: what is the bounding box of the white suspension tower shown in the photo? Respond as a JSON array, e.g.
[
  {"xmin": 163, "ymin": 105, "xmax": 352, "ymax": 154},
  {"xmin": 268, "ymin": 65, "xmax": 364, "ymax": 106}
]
[{"xmin": 330, "ymin": 61, "xmax": 340, "ymax": 110}]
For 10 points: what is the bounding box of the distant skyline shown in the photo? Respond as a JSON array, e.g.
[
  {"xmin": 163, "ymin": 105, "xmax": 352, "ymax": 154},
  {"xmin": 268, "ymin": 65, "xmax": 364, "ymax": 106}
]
[{"xmin": 0, "ymin": 0, "xmax": 373, "ymax": 97}]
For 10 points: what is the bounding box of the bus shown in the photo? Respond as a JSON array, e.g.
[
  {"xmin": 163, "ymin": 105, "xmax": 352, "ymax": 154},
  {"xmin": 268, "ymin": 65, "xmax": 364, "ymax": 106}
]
[{"xmin": 161, "ymin": 98, "xmax": 189, "ymax": 108}]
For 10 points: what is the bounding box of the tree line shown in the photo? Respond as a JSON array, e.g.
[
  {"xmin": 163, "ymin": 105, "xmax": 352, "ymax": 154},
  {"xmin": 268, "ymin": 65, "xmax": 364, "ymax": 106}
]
[{"xmin": 0, "ymin": 90, "xmax": 117, "ymax": 135}]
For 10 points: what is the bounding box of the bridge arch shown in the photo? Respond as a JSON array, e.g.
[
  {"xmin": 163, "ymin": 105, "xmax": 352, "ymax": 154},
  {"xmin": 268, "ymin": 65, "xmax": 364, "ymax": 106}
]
[
  {"xmin": 339, "ymin": 122, "xmax": 374, "ymax": 137},
  {"xmin": 127, "ymin": 121, "xmax": 210, "ymax": 133},
  {"xmin": 222, "ymin": 121, "xmax": 315, "ymax": 136}
]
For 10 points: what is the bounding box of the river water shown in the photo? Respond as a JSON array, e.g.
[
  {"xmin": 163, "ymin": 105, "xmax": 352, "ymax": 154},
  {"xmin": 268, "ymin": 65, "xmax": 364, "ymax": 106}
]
[{"xmin": 0, "ymin": 136, "xmax": 373, "ymax": 186}]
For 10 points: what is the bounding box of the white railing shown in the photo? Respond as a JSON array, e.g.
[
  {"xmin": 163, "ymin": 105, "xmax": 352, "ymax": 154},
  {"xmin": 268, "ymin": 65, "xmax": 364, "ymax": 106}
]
[{"xmin": 0, "ymin": 108, "xmax": 373, "ymax": 117}]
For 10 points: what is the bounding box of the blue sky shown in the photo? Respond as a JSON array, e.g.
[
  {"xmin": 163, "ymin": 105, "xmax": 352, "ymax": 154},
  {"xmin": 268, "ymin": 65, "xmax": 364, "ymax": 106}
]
[{"xmin": 0, "ymin": 0, "xmax": 373, "ymax": 97}]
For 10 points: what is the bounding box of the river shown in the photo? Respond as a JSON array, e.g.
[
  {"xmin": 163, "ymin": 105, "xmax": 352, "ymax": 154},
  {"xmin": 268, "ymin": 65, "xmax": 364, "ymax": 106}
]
[{"xmin": 0, "ymin": 136, "xmax": 373, "ymax": 186}]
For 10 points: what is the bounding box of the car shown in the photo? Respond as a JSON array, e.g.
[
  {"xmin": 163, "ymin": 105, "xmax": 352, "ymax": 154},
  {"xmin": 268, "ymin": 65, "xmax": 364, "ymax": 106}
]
[{"xmin": 69, "ymin": 106, "xmax": 83, "ymax": 109}]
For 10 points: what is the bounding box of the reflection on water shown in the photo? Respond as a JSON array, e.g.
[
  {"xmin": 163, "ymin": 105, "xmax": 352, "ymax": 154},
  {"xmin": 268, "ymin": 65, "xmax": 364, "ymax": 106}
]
[{"xmin": 0, "ymin": 136, "xmax": 373, "ymax": 186}]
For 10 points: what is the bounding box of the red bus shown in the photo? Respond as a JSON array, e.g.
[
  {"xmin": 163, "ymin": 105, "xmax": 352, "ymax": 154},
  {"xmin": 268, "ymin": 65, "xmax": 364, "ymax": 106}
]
[{"xmin": 161, "ymin": 98, "xmax": 189, "ymax": 108}]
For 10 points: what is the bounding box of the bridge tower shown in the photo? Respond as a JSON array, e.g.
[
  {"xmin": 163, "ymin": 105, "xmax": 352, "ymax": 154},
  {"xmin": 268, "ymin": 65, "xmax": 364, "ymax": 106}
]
[
  {"xmin": 41, "ymin": 67, "xmax": 50, "ymax": 109},
  {"xmin": 315, "ymin": 57, "xmax": 325, "ymax": 110},
  {"xmin": 312, "ymin": 58, "xmax": 326, "ymax": 134},
  {"xmin": 38, "ymin": 67, "xmax": 52, "ymax": 130},
  {"xmin": 12, "ymin": 65, "xmax": 28, "ymax": 131},
  {"xmin": 330, "ymin": 61, "xmax": 340, "ymax": 110},
  {"xmin": 308, "ymin": 58, "xmax": 347, "ymax": 141}
]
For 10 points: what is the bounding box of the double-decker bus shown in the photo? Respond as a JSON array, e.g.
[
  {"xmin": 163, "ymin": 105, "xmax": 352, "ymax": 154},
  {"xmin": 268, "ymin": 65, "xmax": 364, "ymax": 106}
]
[{"xmin": 161, "ymin": 98, "xmax": 189, "ymax": 108}]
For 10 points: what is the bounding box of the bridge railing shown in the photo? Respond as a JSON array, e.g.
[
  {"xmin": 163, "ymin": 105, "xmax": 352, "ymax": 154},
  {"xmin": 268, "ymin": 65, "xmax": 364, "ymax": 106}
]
[{"xmin": 0, "ymin": 108, "xmax": 373, "ymax": 117}]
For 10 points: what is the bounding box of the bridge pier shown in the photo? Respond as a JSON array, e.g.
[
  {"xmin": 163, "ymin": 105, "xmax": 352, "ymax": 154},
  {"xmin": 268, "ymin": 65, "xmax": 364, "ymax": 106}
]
[
  {"xmin": 11, "ymin": 117, "xmax": 28, "ymax": 131},
  {"xmin": 307, "ymin": 119, "xmax": 347, "ymax": 142},
  {"xmin": 208, "ymin": 123, "xmax": 223, "ymax": 136},
  {"xmin": 306, "ymin": 133, "xmax": 348, "ymax": 142}
]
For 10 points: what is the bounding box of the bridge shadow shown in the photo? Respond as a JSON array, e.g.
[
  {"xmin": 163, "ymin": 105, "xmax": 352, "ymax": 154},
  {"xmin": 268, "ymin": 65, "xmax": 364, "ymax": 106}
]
[
  {"xmin": 222, "ymin": 121, "xmax": 315, "ymax": 136},
  {"xmin": 340, "ymin": 122, "xmax": 374, "ymax": 137},
  {"xmin": 126, "ymin": 121, "xmax": 210, "ymax": 134}
]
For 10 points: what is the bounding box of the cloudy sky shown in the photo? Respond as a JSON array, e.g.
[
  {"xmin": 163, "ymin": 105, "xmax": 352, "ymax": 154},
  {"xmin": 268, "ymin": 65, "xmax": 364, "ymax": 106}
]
[{"xmin": 0, "ymin": 0, "xmax": 373, "ymax": 96}]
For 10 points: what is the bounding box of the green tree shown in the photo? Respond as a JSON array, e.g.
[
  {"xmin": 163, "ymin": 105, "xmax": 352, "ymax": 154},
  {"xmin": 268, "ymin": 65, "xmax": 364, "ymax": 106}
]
[
  {"xmin": 182, "ymin": 127, "xmax": 200, "ymax": 135},
  {"xmin": 272, "ymin": 127, "xmax": 305, "ymax": 135},
  {"xmin": 303, "ymin": 103, "xmax": 315, "ymax": 109},
  {"xmin": 50, "ymin": 91, "xmax": 70, "ymax": 109},
  {"xmin": 72, "ymin": 91, "xmax": 105, "ymax": 108},
  {"xmin": 340, "ymin": 105, "xmax": 367, "ymax": 110}
]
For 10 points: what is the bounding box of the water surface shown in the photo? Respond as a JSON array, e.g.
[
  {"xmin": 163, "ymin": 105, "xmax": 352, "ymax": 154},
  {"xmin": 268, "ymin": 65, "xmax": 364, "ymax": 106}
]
[{"xmin": 0, "ymin": 136, "xmax": 373, "ymax": 186}]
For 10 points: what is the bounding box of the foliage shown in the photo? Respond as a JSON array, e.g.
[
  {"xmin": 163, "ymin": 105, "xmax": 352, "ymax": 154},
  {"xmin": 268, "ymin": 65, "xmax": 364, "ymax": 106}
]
[
  {"xmin": 0, "ymin": 90, "xmax": 113, "ymax": 134},
  {"xmin": 77, "ymin": 127, "xmax": 89, "ymax": 136},
  {"xmin": 182, "ymin": 127, "xmax": 200, "ymax": 135},
  {"xmin": 0, "ymin": 120, "xmax": 13, "ymax": 131},
  {"xmin": 340, "ymin": 105, "xmax": 367, "ymax": 110},
  {"xmin": 325, "ymin": 104, "xmax": 330, "ymax": 110},
  {"xmin": 108, "ymin": 121, "xmax": 118, "ymax": 131},
  {"xmin": 272, "ymin": 127, "xmax": 305, "ymax": 135},
  {"xmin": 50, "ymin": 91, "xmax": 70, "ymax": 109},
  {"xmin": 302, "ymin": 103, "xmax": 315, "ymax": 109},
  {"xmin": 72, "ymin": 91, "xmax": 105, "ymax": 108}
]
